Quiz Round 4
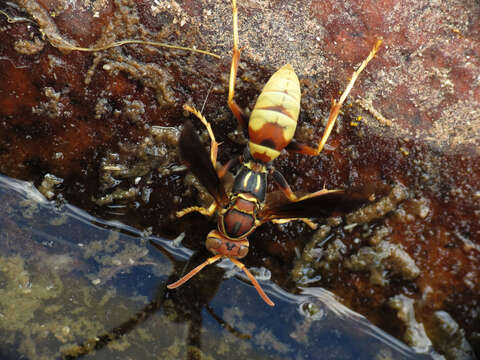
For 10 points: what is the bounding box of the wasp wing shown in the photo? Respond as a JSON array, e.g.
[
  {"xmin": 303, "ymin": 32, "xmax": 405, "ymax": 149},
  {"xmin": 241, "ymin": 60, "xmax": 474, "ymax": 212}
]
[
  {"xmin": 259, "ymin": 188, "xmax": 374, "ymax": 221},
  {"xmin": 179, "ymin": 121, "xmax": 228, "ymax": 206}
]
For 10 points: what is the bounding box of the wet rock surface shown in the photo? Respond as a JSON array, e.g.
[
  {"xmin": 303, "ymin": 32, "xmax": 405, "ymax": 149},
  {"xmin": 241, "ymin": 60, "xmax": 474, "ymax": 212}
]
[{"xmin": 0, "ymin": 0, "xmax": 479, "ymax": 358}]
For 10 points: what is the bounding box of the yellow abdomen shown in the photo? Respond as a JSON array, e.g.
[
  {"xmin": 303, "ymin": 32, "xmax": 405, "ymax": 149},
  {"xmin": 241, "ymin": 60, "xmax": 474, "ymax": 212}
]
[{"xmin": 248, "ymin": 64, "xmax": 301, "ymax": 163}]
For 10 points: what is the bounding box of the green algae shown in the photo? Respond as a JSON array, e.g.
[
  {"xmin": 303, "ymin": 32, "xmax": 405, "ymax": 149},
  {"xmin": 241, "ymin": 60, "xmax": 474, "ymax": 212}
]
[{"xmin": 0, "ymin": 254, "xmax": 107, "ymax": 359}]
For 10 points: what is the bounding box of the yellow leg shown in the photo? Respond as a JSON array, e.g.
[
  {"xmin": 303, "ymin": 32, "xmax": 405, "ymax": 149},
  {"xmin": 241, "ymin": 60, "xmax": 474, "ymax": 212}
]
[
  {"xmin": 295, "ymin": 188, "xmax": 342, "ymax": 201},
  {"xmin": 272, "ymin": 218, "xmax": 318, "ymax": 230},
  {"xmin": 287, "ymin": 39, "xmax": 382, "ymax": 156},
  {"xmin": 176, "ymin": 202, "xmax": 218, "ymax": 218},
  {"xmin": 316, "ymin": 39, "xmax": 383, "ymax": 154},
  {"xmin": 230, "ymin": 258, "xmax": 274, "ymax": 306},
  {"xmin": 227, "ymin": 0, "xmax": 248, "ymax": 129},
  {"xmin": 183, "ymin": 104, "xmax": 220, "ymax": 168},
  {"xmin": 272, "ymin": 169, "xmax": 340, "ymax": 202},
  {"xmin": 283, "ymin": 185, "xmax": 338, "ymax": 203}
]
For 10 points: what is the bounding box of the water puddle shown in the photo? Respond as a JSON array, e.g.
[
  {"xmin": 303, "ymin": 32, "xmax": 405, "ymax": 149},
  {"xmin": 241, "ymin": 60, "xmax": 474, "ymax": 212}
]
[{"xmin": 0, "ymin": 174, "xmax": 434, "ymax": 359}]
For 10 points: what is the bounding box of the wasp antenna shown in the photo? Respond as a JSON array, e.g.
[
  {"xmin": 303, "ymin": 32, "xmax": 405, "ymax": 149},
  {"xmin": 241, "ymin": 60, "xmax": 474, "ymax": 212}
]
[
  {"xmin": 167, "ymin": 255, "xmax": 223, "ymax": 289},
  {"xmin": 183, "ymin": 104, "xmax": 220, "ymax": 167},
  {"xmin": 230, "ymin": 258, "xmax": 275, "ymax": 306},
  {"xmin": 201, "ymin": 84, "xmax": 214, "ymax": 114}
]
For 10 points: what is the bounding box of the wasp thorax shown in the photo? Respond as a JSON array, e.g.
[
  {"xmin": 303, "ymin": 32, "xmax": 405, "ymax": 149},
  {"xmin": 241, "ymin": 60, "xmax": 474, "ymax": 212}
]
[
  {"xmin": 232, "ymin": 165, "xmax": 267, "ymax": 203},
  {"xmin": 221, "ymin": 206, "xmax": 255, "ymax": 239}
]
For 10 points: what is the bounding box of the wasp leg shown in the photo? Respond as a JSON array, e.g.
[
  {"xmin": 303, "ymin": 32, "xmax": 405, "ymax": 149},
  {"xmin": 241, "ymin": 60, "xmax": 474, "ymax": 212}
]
[
  {"xmin": 216, "ymin": 155, "xmax": 241, "ymax": 179},
  {"xmin": 271, "ymin": 169, "xmax": 300, "ymax": 201},
  {"xmin": 296, "ymin": 188, "xmax": 343, "ymax": 201},
  {"xmin": 286, "ymin": 39, "xmax": 382, "ymax": 156},
  {"xmin": 167, "ymin": 254, "xmax": 223, "ymax": 289},
  {"xmin": 177, "ymin": 202, "xmax": 218, "ymax": 218},
  {"xmin": 271, "ymin": 169, "xmax": 339, "ymax": 201},
  {"xmin": 228, "ymin": 0, "xmax": 249, "ymax": 130},
  {"xmin": 183, "ymin": 104, "xmax": 220, "ymax": 168},
  {"xmin": 271, "ymin": 218, "xmax": 318, "ymax": 229},
  {"xmin": 229, "ymin": 257, "xmax": 275, "ymax": 306}
]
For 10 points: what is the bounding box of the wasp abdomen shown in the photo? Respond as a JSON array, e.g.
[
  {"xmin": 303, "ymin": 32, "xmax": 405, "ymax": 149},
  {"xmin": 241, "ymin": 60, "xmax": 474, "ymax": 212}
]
[{"xmin": 249, "ymin": 64, "xmax": 301, "ymax": 163}]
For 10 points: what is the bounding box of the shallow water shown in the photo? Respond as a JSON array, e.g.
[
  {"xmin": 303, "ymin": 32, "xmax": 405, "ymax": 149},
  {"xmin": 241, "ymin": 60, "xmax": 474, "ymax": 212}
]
[{"xmin": 0, "ymin": 174, "xmax": 434, "ymax": 360}]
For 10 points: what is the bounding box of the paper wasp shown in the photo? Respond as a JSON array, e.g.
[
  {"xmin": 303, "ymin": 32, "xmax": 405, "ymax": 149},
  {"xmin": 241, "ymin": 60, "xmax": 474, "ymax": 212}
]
[{"xmin": 168, "ymin": 0, "xmax": 382, "ymax": 306}]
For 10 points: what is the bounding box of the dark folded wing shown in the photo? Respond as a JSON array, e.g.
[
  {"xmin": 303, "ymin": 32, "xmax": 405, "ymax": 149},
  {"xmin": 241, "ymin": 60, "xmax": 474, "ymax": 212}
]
[
  {"xmin": 179, "ymin": 121, "xmax": 228, "ymax": 206},
  {"xmin": 259, "ymin": 188, "xmax": 374, "ymax": 221}
]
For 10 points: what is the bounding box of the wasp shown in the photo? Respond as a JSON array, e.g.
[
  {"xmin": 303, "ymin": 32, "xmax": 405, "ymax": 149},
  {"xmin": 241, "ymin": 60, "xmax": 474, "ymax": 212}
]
[{"xmin": 168, "ymin": 0, "xmax": 382, "ymax": 306}]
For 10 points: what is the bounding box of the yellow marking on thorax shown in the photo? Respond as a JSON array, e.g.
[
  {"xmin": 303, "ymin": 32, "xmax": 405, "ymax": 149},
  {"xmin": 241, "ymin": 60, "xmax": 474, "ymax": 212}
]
[
  {"xmin": 254, "ymin": 174, "xmax": 262, "ymax": 192},
  {"xmin": 240, "ymin": 171, "xmax": 263, "ymax": 194},
  {"xmin": 244, "ymin": 161, "xmax": 268, "ymax": 173},
  {"xmin": 238, "ymin": 193, "xmax": 258, "ymax": 203},
  {"xmin": 242, "ymin": 171, "xmax": 252, "ymax": 188}
]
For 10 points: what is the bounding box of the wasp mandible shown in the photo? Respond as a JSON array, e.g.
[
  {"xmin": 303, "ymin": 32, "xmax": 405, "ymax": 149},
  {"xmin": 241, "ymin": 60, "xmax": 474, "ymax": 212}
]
[{"xmin": 168, "ymin": 0, "xmax": 382, "ymax": 306}]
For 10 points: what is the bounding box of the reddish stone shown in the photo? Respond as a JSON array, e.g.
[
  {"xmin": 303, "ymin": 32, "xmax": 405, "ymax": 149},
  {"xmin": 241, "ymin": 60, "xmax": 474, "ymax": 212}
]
[{"xmin": 0, "ymin": 0, "xmax": 478, "ymax": 357}]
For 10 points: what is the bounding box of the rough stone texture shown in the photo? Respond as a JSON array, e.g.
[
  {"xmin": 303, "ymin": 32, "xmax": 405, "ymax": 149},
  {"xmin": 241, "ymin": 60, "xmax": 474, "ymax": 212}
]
[{"xmin": 0, "ymin": 0, "xmax": 479, "ymax": 358}]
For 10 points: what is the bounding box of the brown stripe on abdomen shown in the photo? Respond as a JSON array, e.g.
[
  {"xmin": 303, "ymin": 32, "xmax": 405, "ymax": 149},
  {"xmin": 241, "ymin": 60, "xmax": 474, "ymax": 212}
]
[{"xmin": 249, "ymin": 121, "xmax": 291, "ymax": 151}]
